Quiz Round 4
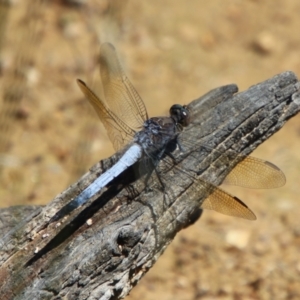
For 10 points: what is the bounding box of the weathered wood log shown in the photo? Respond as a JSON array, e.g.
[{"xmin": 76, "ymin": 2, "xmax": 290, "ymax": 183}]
[{"xmin": 1, "ymin": 71, "xmax": 300, "ymax": 300}]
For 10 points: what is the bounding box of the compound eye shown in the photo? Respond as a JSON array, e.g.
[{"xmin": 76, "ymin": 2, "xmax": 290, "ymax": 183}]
[{"xmin": 169, "ymin": 104, "xmax": 190, "ymax": 127}]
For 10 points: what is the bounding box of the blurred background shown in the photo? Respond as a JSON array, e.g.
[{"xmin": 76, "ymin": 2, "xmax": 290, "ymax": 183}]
[{"xmin": 0, "ymin": 0, "xmax": 300, "ymax": 299}]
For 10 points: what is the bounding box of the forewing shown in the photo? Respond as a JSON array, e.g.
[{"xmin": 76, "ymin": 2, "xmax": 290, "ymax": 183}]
[
  {"xmin": 77, "ymin": 79, "xmax": 136, "ymax": 151},
  {"xmin": 99, "ymin": 43, "xmax": 148, "ymax": 131}
]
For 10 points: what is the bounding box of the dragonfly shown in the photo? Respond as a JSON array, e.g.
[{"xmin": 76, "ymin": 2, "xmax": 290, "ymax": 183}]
[{"xmin": 62, "ymin": 42, "xmax": 285, "ymax": 221}]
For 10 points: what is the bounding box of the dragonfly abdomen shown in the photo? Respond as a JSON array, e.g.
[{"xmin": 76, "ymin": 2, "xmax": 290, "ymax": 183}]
[{"xmin": 72, "ymin": 144, "xmax": 143, "ymax": 208}]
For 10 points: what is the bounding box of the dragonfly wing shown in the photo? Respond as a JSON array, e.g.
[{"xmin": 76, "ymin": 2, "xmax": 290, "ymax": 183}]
[
  {"xmin": 99, "ymin": 43, "xmax": 148, "ymax": 131},
  {"xmin": 201, "ymin": 185, "xmax": 256, "ymax": 220},
  {"xmin": 223, "ymin": 156, "xmax": 286, "ymax": 188},
  {"xmin": 77, "ymin": 79, "xmax": 136, "ymax": 151}
]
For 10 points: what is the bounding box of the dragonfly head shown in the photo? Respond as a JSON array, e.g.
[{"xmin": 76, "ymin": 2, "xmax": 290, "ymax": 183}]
[{"xmin": 169, "ymin": 104, "xmax": 190, "ymax": 127}]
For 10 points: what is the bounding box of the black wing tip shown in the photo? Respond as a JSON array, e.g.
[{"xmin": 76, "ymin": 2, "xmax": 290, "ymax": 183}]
[
  {"xmin": 77, "ymin": 79, "xmax": 90, "ymax": 92},
  {"xmin": 76, "ymin": 78, "xmax": 85, "ymax": 85},
  {"xmin": 265, "ymin": 161, "xmax": 286, "ymax": 187},
  {"xmin": 233, "ymin": 196, "xmax": 248, "ymax": 207},
  {"xmin": 264, "ymin": 160, "xmax": 281, "ymax": 171},
  {"xmin": 233, "ymin": 196, "xmax": 257, "ymax": 221}
]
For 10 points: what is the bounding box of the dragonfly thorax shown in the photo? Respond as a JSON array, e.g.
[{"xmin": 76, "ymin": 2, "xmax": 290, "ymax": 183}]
[{"xmin": 134, "ymin": 117, "xmax": 178, "ymax": 156}]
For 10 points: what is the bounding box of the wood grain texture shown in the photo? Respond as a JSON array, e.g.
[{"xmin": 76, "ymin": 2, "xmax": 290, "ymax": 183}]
[{"xmin": 0, "ymin": 71, "xmax": 300, "ymax": 300}]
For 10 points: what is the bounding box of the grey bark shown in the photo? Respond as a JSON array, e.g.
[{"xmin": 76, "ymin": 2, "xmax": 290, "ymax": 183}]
[{"xmin": 1, "ymin": 71, "xmax": 300, "ymax": 300}]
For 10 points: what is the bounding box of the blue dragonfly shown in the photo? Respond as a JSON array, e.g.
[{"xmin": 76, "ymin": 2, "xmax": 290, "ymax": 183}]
[{"xmin": 56, "ymin": 42, "xmax": 285, "ymax": 221}]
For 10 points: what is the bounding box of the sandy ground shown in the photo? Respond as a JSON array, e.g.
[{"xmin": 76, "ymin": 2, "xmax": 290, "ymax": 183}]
[{"xmin": 0, "ymin": 0, "xmax": 300, "ymax": 299}]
